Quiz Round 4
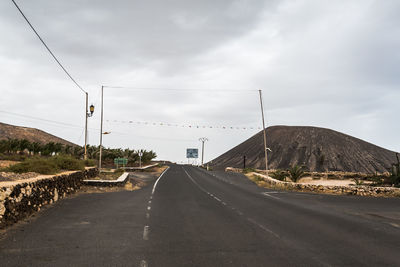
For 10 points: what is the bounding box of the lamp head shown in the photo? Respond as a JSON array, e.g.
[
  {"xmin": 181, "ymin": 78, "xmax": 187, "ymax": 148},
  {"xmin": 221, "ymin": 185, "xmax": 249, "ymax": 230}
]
[{"xmin": 89, "ymin": 104, "xmax": 95, "ymax": 115}]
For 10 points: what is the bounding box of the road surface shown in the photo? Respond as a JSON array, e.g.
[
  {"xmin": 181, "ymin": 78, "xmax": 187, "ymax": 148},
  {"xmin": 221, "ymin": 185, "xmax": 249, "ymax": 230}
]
[{"xmin": 1, "ymin": 164, "xmax": 399, "ymax": 266}]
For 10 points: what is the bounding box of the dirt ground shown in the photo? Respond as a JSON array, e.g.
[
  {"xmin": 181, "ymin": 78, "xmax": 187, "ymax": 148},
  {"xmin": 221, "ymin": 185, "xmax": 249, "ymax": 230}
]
[{"xmin": 0, "ymin": 160, "xmax": 18, "ymax": 168}]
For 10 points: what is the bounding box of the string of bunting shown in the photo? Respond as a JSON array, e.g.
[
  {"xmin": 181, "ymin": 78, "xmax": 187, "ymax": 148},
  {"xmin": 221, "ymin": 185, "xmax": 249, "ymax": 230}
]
[{"xmin": 105, "ymin": 119, "xmax": 261, "ymax": 130}]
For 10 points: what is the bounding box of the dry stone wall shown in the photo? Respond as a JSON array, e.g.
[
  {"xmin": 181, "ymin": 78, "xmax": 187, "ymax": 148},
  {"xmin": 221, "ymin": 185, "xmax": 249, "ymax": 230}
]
[
  {"xmin": 0, "ymin": 168, "xmax": 98, "ymax": 228},
  {"xmin": 226, "ymin": 167, "xmax": 400, "ymax": 198}
]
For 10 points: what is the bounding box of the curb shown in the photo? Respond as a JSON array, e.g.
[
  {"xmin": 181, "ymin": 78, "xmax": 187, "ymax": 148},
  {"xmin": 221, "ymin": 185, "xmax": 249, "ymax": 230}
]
[{"xmin": 83, "ymin": 172, "xmax": 129, "ymax": 187}]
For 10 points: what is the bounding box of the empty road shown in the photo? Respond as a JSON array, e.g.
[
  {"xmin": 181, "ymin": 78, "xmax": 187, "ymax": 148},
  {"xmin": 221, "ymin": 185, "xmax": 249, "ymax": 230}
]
[{"xmin": 1, "ymin": 164, "xmax": 400, "ymax": 266}]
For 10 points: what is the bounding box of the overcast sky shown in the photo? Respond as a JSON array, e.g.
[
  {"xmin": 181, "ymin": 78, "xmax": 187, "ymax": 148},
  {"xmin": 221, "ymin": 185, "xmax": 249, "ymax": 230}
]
[{"xmin": 0, "ymin": 0, "xmax": 399, "ymax": 163}]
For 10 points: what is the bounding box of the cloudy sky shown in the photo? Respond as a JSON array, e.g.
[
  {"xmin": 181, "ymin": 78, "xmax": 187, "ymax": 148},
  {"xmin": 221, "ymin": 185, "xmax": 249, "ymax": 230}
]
[{"xmin": 0, "ymin": 0, "xmax": 399, "ymax": 163}]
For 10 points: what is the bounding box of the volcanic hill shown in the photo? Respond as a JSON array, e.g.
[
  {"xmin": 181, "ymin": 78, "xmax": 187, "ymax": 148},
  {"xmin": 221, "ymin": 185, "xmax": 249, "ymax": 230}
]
[
  {"xmin": 0, "ymin": 122, "xmax": 76, "ymax": 146},
  {"xmin": 209, "ymin": 126, "xmax": 398, "ymax": 173}
]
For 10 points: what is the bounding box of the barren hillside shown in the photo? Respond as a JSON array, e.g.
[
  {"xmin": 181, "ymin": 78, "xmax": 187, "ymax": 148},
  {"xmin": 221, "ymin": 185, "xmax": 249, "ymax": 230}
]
[
  {"xmin": 209, "ymin": 126, "xmax": 398, "ymax": 173},
  {"xmin": 0, "ymin": 122, "xmax": 77, "ymax": 146}
]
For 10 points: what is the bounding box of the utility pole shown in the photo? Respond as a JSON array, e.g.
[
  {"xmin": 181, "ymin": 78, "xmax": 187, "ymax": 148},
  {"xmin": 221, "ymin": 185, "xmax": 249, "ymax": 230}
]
[
  {"xmin": 84, "ymin": 93, "xmax": 95, "ymax": 160},
  {"xmin": 258, "ymin": 90, "xmax": 269, "ymax": 176},
  {"xmin": 199, "ymin": 137, "xmax": 208, "ymax": 166},
  {"xmin": 99, "ymin": 86, "xmax": 104, "ymax": 170},
  {"xmin": 84, "ymin": 93, "xmax": 89, "ymax": 160}
]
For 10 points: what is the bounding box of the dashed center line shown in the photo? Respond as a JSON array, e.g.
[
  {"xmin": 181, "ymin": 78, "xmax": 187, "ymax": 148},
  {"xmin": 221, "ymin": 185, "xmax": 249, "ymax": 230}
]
[
  {"xmin": 183, "ymin": 167, "xmax": 280, "ymax": 239},
  {"xmin": 262, "ymin": 192, "xmax": 281, "ymax": 200},
  {"xmin": 143, "ymin": 226, "xmax": 150, "ymax": 240}
]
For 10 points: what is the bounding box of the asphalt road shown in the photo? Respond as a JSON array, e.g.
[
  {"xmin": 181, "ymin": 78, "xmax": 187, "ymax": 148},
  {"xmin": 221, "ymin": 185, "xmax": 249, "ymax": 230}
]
[{"xmin": 1, "ymin": 164, "xmax": 400, "ymax": 266}]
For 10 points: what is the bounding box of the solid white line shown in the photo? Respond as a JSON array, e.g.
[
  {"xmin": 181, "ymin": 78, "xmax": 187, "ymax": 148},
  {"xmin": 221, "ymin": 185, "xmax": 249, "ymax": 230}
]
[
  {"xmin": 143, "ymin": 226, "xmax": 150, "ymax": 240},
  {"xmin": 151, "ymin": 166, "xmax": 170, "ymax": 195}
]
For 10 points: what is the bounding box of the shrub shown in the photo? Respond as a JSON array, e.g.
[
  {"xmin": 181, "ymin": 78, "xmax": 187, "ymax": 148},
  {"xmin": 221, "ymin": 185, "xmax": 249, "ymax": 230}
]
[
  {"xmin": 8, "ymin": 158, "xmax": 59, "ymax": 174},
  {"xmin": 352, "ymin": 177, "xmax": 364, "ymax": 186},
  {"xmin": 288, "ymin": 165, "xmax": 306, "ymax": 183},
  {"xmin": 270, "ymin": 169, "xmax": 288, "ymax": 181},
  {"xmin": 6, "ymin": 155, "xmax": 85, "ymax": 174},
  {"xmin": 52, "ymin": 155, "xmax": 85, "ymax": 171},
  {"xmin": 84, "ymin": 159, "xmax": 97, "ymax": 167}
]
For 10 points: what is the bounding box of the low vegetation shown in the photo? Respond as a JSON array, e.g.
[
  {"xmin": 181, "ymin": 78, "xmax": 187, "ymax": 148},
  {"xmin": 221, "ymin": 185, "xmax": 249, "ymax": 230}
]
[
  {"xmin": 352, "ymin": 177, "xmax": 364, "ymax": 186},
  {"xmin": 270, "ymin": 169, "xmax": 288, "ymax": 181},
  {"xmin": 0, "ymin": 138, "xmax": 158, "ymax": 173},
  {"xmin": 288, "ymin": 165, "xmax": 306, "ymax": 183},
  {"xmin": 99, "ymin": 168, "xmax": 125, "ymax": 180},
  {"xmin": 4, "ymin": 155, "xmax": 89, "ymax": 175}
]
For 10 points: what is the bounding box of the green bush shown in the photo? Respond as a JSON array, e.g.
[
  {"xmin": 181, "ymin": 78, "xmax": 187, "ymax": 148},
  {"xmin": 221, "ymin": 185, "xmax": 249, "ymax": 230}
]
[
  {"xmin": 288, "ymin": 165, "xmax": 306, "ymax": 183},
  {"xmin": 352, "ymin": 177, "xmax": 364, "ymax": 186},
  {"xmin": 52, "ymin": 155, "xmax": 85, "ymax": 171},
  {"xmin": 84, "ymin": 159, "xmax": 97, "ymax": 167},
  {"xmin": 270, "ymin": 169, "xmax": 288, "ymax": 181},
  {"xmin": 8, "ymin": 158, "xmax": 59, "ymax": 174},
  {"xmin": 6, "ymin": 155, "xmax": 85, "ymax": 174}
]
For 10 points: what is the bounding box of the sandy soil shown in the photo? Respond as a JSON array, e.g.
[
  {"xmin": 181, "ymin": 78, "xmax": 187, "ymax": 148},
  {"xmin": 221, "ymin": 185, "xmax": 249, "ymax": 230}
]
[
  {"xmin": 298, "ymin": 177, "xmax": 372, "ymax": 186},
  {"xmin": 0, "ymin": 160, "xmax": 19, "ymax": 168}
]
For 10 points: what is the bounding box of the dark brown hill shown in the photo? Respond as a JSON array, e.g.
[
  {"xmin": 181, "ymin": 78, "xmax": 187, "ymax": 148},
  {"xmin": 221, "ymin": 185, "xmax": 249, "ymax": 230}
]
[
  {"xmin": 210, "ymin": 126, "xmax": 398, "ymax": 173},
  {"xmin": 0, "ymin": 122, "xmax": 77, "ymax": 146}
]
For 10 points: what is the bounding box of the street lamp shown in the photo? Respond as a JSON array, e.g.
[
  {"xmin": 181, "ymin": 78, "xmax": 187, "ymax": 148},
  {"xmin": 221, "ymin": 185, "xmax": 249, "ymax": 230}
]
[
  {"xmin": 138, "ymin": 150, "xmax": 143, "ymax": 168},
  {"xmin": 199, "ymin": 137, "xmax": 208, "ymax": 166},
  {"xmin": 84, "ymin": 93, "xmax": 95, "ymax": 160}
]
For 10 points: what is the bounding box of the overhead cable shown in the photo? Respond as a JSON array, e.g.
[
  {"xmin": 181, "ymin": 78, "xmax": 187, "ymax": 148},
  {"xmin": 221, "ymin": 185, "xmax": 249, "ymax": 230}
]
[
  {"xmin": 103, "ymin": 85, "xmax": 257, "ymax": 93},
  {"xmin": 11, "ymin": 0, "xmax": 86, "ymax": 94}
]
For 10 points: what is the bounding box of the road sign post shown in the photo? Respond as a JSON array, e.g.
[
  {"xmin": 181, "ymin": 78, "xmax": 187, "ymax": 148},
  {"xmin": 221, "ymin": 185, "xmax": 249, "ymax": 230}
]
[
  {"xmin": 186, "ymin": 148, "xmax": 199, "ymax": 165},
  {"xmin": 114, "ymin": 158, "xmax": 128, "ymax": 168}
]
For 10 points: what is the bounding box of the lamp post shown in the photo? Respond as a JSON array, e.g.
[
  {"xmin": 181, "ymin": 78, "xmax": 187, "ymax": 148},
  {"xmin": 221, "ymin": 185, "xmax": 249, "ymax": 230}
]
[
  {"xmin": 199, "ymin": 137, "xmax": 208, "ymax": 166},
  {"xmin": 84, "ymin": 92, "xmax": 95, "ymax": 160},
  {"xmin": 138, "ymin": 150, "xmax": 143, "ymax": 168}
]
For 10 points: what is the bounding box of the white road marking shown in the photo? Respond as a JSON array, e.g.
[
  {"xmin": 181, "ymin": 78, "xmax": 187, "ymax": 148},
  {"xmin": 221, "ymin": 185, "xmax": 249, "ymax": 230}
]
[
  {"xmin": 147, "ymin": 206, "xmax": 151, "ymax": 211},
  {"xmin": 143, "ymin": 226, "xmax": 150, "ymax": 240},
  {"xmin": 146, "ymin": 213, "xmax": 150, "ymax": 219},
  {"xmin": 247, "ymin": 218, "xmax": 280, "ymax": 239},
  {"xmin": 140, "ymin": 260, "xmax": 148, "ymax": 267},
  {"xmin": 262, "ymin": 192, "xmax": 281, "ymax": 200},
  {"xmin": 151, "ymin": 167, "xmax": 170, "ymax": 195},
  {"xmin": 185, "ymin": 167, "xmax": 280, "ymax": 239}
]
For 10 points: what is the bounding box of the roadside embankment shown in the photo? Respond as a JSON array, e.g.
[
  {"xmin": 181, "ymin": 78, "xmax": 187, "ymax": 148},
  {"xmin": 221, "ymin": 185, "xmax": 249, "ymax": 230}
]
[
  {"xmin": 226, "ymin": 167, "xmax": 400, "ymax": 198},
  {"xmin": 0, "ymin": 168, "xmax": 98, "ymax": 228}
]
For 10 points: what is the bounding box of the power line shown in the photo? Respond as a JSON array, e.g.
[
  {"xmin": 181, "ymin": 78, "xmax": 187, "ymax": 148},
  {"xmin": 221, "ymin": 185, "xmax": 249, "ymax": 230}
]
[
  {"xmin": 105, "ymin": 119, "xmax": 261, "ymax": 130},
  {"xmin": 11, "ymin": 0, "xmax": 86, "ymax": 94},
  {"xmin": 0, "ymin": 110, "xmax": 195, "ymax": 142},
  {"xmin": 0, "ymin": 110, "xmax": 84, "ymax": 129},
  {"xmin": 103, "ymin": 85, "xmax": 257, "ymax": 93}
]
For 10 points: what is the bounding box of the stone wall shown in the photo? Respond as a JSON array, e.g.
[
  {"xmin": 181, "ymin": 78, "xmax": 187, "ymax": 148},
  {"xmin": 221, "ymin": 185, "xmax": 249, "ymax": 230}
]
[
  {"xmin": 0, "ymin": 168, "xmax": 98, "ymax": 228},
  {"xmin": 226, "ymin": 167, "xmax": 400, "ymax": 198}
]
